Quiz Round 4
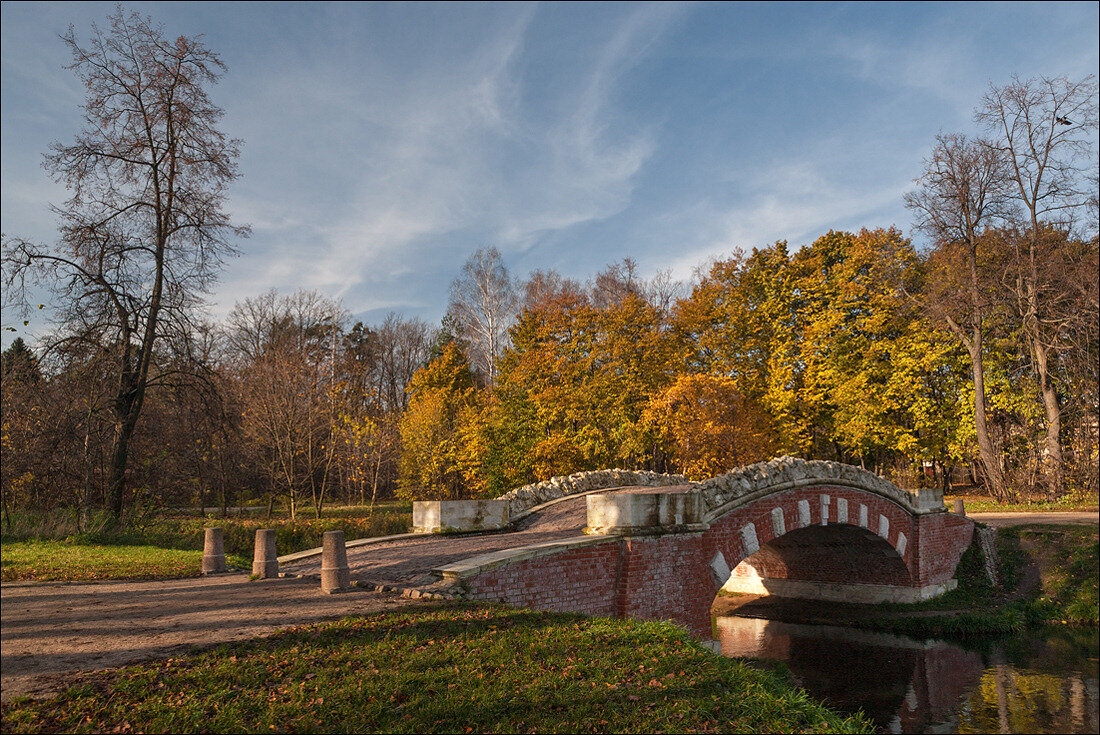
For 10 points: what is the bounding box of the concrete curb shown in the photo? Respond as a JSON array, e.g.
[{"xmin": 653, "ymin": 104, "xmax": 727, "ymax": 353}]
[
  {"xmin": 968, "ymin": 511, "xmax": 1099, "ymax": 527},
  {"xmin": 277, "ymin": 532, "xmax": 422, "ymax": 564},
  {"xmin": 279, "ymin": 486, "xmax": 697, "ymax": 565},
  {"xmin": 278, "ymin": 491, "xmax": 627, "ymax": 565}
]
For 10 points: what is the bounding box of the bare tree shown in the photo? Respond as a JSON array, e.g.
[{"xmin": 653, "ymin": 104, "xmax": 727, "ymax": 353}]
[
  {"xmin": 977, "ymin": 75, "xmax": 1099, "ymax": 494},
  {"xmin": 591, "ymin": 258, "xmax": 644, "ymax": 309},
  {"xmin": 521, "ymin": 269, "xmax": 584, "ymax": 312},
  {"xmin": 448, "ymin": 247, "xmax": 517, "ymax": 384},
  {"xmin": 905, "ymin": 133, "xmax": 1014, "ymax": 498},
  {"xmin": 323, "ymin": 314, "xmax": 430, "ymax": 505},
  {"xmin": 1, "ymin": 9, "xmax": 247, "ymax": 523},
  {"xmin": 370, "ymin": 313, "xmax": 431, "ymax": 413},
  {"xmin": 643, "ymin": 268, "xmax": 685, "ymax": 314},
  {"xmin": 229, "ymin": 291, "xmax": 346, "ymax": 519}
]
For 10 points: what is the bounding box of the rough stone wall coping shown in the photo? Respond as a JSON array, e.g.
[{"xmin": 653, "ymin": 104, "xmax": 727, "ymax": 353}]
[
  {"xmin": 432, "ymin": 535, "xmax": 615, "ymax": 581},
  {"xmin": 496, "ymin": 469, "xmax": 690, "ymax": 517},
  {"xmin": 698, "ymin": 456, "xmax": 944, "ymax": 521}
]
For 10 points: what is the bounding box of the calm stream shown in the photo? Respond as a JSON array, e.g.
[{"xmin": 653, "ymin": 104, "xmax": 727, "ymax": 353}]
[{"xmin": 714, "ymin": 615, "xmax": 1099, "ymax": 734}]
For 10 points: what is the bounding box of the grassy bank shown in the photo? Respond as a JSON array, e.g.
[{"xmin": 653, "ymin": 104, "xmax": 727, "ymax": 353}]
[
  {"xmin": 102, "ymin": 510, "xmax": 411, "ymax": 558},
  {"xmin": 0, "ymin": 540, "xmax": 251, "ymax": 582},
  {"xmin": 0, "ymin": 604, "xmax": 871, "ymax": 734},
  {"xmin": 0, "ymin": 503, "xmax": 412, "ymax": 582},
  {"xmin": 944, "ymin": 493, "xmax": 1099, "ymax": 513},
  {"xmin": 1012, "ymin": 524, "xmax": 1099, "ymax": 624},
  {"xmin": 856, "ymin": 523, "xmax": 1098, "ymax": 638},
  {"xmin": 2, "ymin": 502, "xmax": 410, "ymax": 559}
]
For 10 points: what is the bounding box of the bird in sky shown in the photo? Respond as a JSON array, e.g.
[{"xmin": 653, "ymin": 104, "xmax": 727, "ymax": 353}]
[{"xmin": 1055, "ymin": 116, "xmax": 1073, "ymax": 125}]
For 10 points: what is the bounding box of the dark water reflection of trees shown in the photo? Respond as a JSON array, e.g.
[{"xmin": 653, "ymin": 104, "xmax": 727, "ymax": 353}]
[{"xmin": 714, "ymin": 616, "xmax": 1099, "ymax": 734}]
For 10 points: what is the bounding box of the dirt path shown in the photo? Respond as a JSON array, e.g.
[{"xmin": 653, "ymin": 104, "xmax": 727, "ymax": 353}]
[
  {"xmin": 0, "ymin": 574, "xmax": 427, "ymax": 704},
  {"xmin": 0, "ymin": 488, "xmax": 662, "ymax": 706}
]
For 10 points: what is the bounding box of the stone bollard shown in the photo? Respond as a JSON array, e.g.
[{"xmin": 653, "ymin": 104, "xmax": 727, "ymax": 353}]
[
  {"xmin": 202, "ymin": 527, "xmax": 227, "ymax": 574},
  {"xmin": 320, "ymin": 530, "xmax": 351, "ymax": 593},
  {"xmin": 252, "ymin": 529, "xmax": 279, "ymax": 579},
  {"xmin": 954, "ymin": 498, "xmax": 966, "ymax": 516}
]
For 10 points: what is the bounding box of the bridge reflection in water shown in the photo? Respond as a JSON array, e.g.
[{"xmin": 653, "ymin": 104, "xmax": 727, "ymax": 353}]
[{"xmin": 713, "ymin": 615, "xmax": 1099, "ymax": 734}]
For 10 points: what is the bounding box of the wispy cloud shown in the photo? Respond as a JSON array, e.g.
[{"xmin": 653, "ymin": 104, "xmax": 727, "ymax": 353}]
[
  {"xmin": 659, "ymin": 145, "xmax": 914, "ymax": 280},
  {"xmin": 4, "ymin": 1, "xmax": 1096, "ymax": 340},
  {"xmin": 215, "ymin": 3, "xmax": 686, "ymax": 316}
]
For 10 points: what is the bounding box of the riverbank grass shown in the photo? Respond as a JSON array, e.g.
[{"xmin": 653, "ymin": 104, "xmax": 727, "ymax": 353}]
[
  {"xmin": 862, "ymin": 523, "xmax": 1098, "ymax": 637},
  {"xmin": 0, "ymin": 540, "xmax": 250, "ymax": 582},
  {"xmin": 1012, "ymin": 524, "xmax": 1099, "ymax": 625},
  {"xmin": 0, "ymin": 604, "xmax": 871, "ymax": 734}
]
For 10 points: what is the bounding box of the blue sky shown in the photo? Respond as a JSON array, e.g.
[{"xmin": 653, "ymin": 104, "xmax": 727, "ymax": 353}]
[{"xmin": 2, "ymin": 1, "xmax": 1098, "ymax": 343}]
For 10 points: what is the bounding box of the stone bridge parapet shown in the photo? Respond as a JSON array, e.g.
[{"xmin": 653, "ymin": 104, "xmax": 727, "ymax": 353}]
[
  {"xmin": 696, "ymin": 456, "xmax": 944, "ymax": 521},
  {"xmin": 498, "ymin": 469, "xmax": 691, "ymax": 517},
  {"xmin": 414, "ymin": 469, "xmax": 690, "ymax": 533}
]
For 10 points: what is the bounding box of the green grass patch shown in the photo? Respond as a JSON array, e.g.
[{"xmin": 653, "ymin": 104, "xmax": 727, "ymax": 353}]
[
  {"xmin": 114, "ymin": 513, "xmax": 411, "ymax": 558},
  {"xmin": 944, "ymin": 494, "xmax": 1098, "ymax": 513},
  {"xmin": 0, "ymin": 540, "xmax": 250, "ymax": 582},
  {"xmin": 846, "ymin": 523, "xmax": 1098, "ymax": 638},
  {"xmin": 0, "ymin": 604, "xmax": 871, "ymax": 734},
  {"xmin": 2, "ymin": 503, "xmax": 413, "ymax": 559},
  {"xmin": 1014, "ymin": 524, "xmax": 1099, "ymax": 626}
]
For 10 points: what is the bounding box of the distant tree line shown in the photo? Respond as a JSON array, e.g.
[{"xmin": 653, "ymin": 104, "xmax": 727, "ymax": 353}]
[{"xmin": 1, "ymin": 8, "xmax": 1096, "ymax": 527}]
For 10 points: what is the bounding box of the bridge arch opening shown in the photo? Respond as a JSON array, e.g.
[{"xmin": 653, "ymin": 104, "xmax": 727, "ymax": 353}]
[{"xmin": 722, "ymin": 523, "xmax": 913, "ymax": 601}]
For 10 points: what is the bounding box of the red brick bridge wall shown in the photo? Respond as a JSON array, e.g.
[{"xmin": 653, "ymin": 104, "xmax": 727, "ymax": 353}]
[{"xmin": 455, "ymin": 484, "xmax": 973, "ymax": 637}]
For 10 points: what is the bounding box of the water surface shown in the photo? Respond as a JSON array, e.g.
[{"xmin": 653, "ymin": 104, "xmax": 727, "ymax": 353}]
[{"xmin": 715, "ymin": 615, "xmax": 1099, "ymax": 734}]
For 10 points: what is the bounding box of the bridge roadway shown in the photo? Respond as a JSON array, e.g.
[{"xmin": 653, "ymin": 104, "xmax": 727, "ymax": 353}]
[{"xmin": 281, "ymin": 486, "xmax": 691, "ymax": 587}]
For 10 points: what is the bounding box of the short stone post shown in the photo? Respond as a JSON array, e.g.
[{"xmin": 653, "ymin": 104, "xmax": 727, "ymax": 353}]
[
  {"xmin": 202, "ymin": 527, "xmax": 227, "ymax": 574},
  {"xmin": 954, "ymin": 498, "xmax": 966, "ymax": 516},
  {"xmin": 252, "ymin": 529, "xmax": 278, "ymax": 579},
  {"xmin": 320, "ymin": 530, "xmax": 351, "ymax": 593}
]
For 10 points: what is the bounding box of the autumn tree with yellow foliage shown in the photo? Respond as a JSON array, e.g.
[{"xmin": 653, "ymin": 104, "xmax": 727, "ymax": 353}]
[
  {"xmin": 643, "ymin": 374, "xmax": 775, "ymax": 480},
  {"xmin": 398, "ymin": 342, "xmax": 481, "ymax": 500}
]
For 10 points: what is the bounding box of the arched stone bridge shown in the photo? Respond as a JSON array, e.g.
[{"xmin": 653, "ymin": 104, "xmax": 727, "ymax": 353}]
[
  {"xmin": 422, "ymin": 458, "xmax": 973, "ymax": 637},
  {"xmin": 284, "ymin": 458, "xmax": 974, "ymax": 638}
]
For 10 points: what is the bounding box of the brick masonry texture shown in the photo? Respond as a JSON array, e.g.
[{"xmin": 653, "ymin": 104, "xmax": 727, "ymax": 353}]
[{"xmin": 455, "ymin": 484, "xmax": 972, "ymax": 637}]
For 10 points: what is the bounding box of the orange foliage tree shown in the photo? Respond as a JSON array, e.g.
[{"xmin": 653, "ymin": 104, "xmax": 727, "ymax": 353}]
[
  {"xmin": 481, "ymin": 288, "xmax": 680, "ymax": 490},
  {"xmin": 644, "ymin": 374, "xmax": 776, "ymax": 480}
]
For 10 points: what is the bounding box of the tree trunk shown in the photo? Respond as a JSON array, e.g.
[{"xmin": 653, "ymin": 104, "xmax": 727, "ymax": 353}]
[
  {"xmin": 1, "ymin": 485, "xmax": 11, "ymax": 534},
  {"xmin": 106, "ymin": 403, "xmax": 140, "ymax": 525},
  {"xmin": 81, "ymin": 408, "xmax": 94, "ymax": 532},
  {"xmin": 1031, "ymin": 339, "xmax": 1064, "ymax": 496},
  {"xmin": 219, "ymin": 470, "xmax": 228, "ymax": 518},
  {"xmin": 967, "ymin": 339, "xmax": 1008, "ymax": 499}
]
